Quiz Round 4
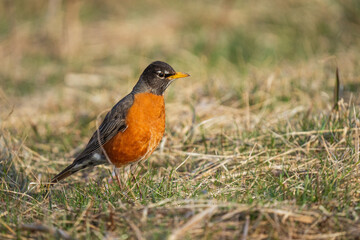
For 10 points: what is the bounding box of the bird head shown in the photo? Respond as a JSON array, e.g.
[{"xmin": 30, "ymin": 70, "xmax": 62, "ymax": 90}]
[{"xmin": 134, "ymin": 61, "xmax": 190, "ymax": 95}]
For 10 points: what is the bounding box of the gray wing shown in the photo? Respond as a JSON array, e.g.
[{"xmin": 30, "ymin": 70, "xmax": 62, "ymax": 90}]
[
  {"xmin": 50, "ymin": 93, "xmax": 135, "ymax": 184},
  {"xmin": 74, "ymin": 93, "xmax": 134, "ymax": 160}
]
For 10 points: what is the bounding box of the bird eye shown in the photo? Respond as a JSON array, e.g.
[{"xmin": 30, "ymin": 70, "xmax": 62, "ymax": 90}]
[{"xmin": 158, "ymin": 72, "xmax": 165, "ymax": 78}]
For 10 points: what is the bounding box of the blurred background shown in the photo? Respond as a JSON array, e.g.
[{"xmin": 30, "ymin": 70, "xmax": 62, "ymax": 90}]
[
  {"xmin": 1, "ymin": 0, "xmax": 359, "ymax": 92},
  {"xmin": 0, "ymin": 0, "xmax": 360, "ymax": 168}
]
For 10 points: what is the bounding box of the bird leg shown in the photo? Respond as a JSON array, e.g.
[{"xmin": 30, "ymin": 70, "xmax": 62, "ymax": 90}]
[
  {"xmin": 130, "ymin": 163, "xmax": 143, "ymax": 199},
  {"xmin": 112, "ymin": 167, "xmax": 123, "ymax": 189}
]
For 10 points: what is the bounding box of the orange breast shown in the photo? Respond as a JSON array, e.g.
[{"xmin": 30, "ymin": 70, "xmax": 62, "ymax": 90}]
[{"xmin": 103, "ymin": 93, "xmax": 165, "ymax": 167}]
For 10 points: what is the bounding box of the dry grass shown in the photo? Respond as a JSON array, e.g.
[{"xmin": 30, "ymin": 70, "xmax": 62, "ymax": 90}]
[{"xmin": 1, "ymin": 0, "xmax": 360, "ymax": 239}]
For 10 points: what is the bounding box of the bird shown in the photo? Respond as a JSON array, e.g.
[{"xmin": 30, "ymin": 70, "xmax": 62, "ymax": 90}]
[{"xmin": 51, "ymin": 61, "xmax": 189, "ymax": 184}]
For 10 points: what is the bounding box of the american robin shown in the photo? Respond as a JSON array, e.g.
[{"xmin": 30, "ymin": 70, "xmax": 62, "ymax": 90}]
[{"xmin": 51, "ymin": 61, "xmax": 189, "ymax": 184}]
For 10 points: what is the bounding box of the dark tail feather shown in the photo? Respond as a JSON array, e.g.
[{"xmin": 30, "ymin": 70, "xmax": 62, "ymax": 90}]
[
  {"xmin": 51, "ymin": 162, "xmax": 82, "ymax": 184},
  {"xmin": 50, "ymin": 155, "xmax": 107, "ymax": 184},
  {"xmin": 44, "ymin": 162, "xmax": 83, "ymax": 198}
]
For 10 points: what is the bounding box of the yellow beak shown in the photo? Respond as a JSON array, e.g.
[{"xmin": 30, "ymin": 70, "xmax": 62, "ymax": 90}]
[{"xmin": 167, "ymin": 72, "xmax": 190, "ymax": 80}]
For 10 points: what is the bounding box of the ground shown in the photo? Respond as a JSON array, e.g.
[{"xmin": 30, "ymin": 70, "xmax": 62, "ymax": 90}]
[{"xmin": 1, "ymin": 0, "xmax": 360, "ymax": 239}]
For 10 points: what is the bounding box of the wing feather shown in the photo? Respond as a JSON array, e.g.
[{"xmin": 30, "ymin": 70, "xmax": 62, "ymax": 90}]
[{"xmin": 74, "ymin": 93, "xmax": 134, "ymax": 160}]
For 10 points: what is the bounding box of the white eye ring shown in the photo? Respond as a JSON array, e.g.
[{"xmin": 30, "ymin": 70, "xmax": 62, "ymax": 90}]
[{"xmin": 156, "ymin": 71, "xmax": 165, "ymax": 78}]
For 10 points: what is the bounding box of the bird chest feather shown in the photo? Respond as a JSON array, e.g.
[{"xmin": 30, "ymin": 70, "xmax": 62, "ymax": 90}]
[{"xmin": 103, "ymin": 93, "xmax": 165, "ymax": 167}]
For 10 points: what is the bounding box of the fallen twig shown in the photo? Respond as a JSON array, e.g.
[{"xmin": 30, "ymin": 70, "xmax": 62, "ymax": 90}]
[{"xmin": 21, "ymin": 223, "xmax": 72, "ymax": 240}]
